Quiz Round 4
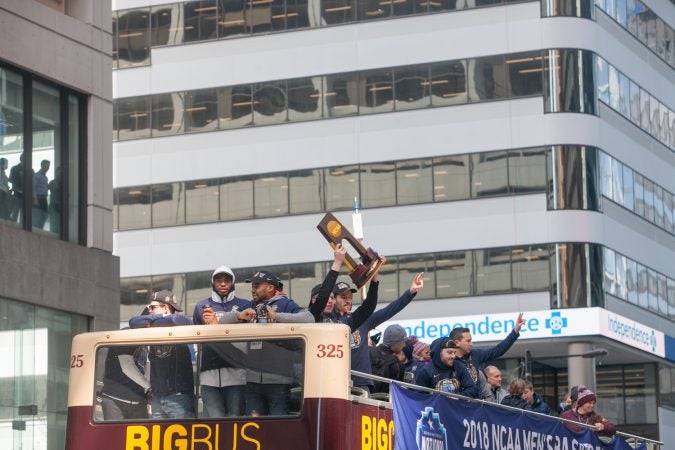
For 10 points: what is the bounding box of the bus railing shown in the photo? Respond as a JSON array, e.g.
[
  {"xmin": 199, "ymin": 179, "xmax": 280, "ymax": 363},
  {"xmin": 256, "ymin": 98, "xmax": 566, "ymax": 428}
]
[{"xmin": 351, "ymin": 370, "xmax": 664, "ymax": 450}]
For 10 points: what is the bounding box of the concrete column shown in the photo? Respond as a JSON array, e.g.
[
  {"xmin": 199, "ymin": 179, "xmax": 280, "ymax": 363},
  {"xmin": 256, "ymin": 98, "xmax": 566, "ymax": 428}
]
[{"xmin": 567, "ymin": 342, "xmax": 596, "ymax": 391}]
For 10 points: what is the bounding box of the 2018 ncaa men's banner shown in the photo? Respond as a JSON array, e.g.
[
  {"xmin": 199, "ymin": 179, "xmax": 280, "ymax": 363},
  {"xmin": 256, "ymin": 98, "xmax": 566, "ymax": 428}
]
[{"xmin": 391, "ymin": 385, "xmax": 645, "ymax": 450}]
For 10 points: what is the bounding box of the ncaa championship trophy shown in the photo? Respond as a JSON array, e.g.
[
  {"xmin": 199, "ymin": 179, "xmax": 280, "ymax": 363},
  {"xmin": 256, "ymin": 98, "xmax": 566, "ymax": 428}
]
[{"xmin": 317, "ymin": 212, "xmax": 384, "ymax": 289}]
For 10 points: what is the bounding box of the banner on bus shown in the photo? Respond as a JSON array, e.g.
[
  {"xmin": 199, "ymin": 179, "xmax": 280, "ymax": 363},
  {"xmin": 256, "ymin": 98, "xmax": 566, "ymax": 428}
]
[{"xmin": 391, "ymin": 385, "xmax": 646, "ymax": 450}]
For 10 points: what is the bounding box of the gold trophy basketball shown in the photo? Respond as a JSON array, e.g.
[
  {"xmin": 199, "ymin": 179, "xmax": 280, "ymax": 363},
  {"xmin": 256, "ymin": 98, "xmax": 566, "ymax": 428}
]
[{"xmin": 317, "ymin": 212, "xmax": 384, "ymax": 288}]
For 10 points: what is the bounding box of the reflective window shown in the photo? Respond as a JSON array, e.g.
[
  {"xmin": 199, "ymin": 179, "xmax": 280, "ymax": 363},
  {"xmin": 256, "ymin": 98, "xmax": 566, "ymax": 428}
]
[
  {"xmin": 618, "ymin": 72, "xmax": 630, "ymax": 118},
  {"xmin": 118, "ymin": 96, "xmax": 151, "ymax": 140},
  {"xmin": 508, "ymin": 147, "xmax": 546, "ymax": 193},
  {"xmin": 643, "ymin": 178, "xmax": 654, "ymax": 222},
  {"xmin": 321, "ymin": 0, "xmax": 356, "ymax": 24},
  {"xmin": 625, "ymin": 258, "xmax": 638, "ymax": 305},
  {"xmin": 285, "ymin": 0, "xmax": 311, "ymax": 30},
  {"xmin": 375, "ymin": 256, "xmax": 399, "ymax": 300},
  {"xmin": 361, "ymin": 162, "xmax": 396, "ymax": 207},
  {"xmin": 600, "ymin": 151, "xmax": 612, "ymax": 199},
  {"xmin": 324, "ymin": 72, "xmax": 359, "ymax": 117},
  {"xmin": 475, "ymin": 247, "xmax": 512, "ymax": 295},
  {"xmin": 117, "ymin": 8, "xmax": 150, "ymax": 68},
  {"xmin": 639, "ymin": 88, "xmax": 650, "ymax": 131},
  {"xmin": 152, "ymin": 182, "xmax": 185, "ymax": 227},
  {"xmin": 544, "ymin": 50, "xmax": 595, "ymax": 114},
  {"xmin": 649, "ymin": 95, "xmax": 660, "ymax": 137},
  {"xmin": 220, "ymin": 176, "xmax": 254, "ymax": 220},
  {"xmin": 626, "ymin": 0, "xmax": 638, "ymax": 35},
  {"xmin": 31, "ymin": 82, "xmax": 60, "ymax": 235},
  {"xmin": 67, "ymin": 95, "xmax": 82, "ymax": 243},
  {"xmin": 432, "ymin": 155, "xmax": 470, "ymax": 201},
  {"xmin": 615, "ymin": 0, "xmax": 626, "ymax": 26},
  {"xmin": 611, "ymin": 158, "xmax": 623, "ymax": 205},
  {"xmin": 471, "ymin": 151, "xmax": 508, "ymax": 198},
  {"xmin": 118, "ymin": 186, "xmax": 151, "ymax": 230},
  {"xmin": 608, "ymin": 65, "xmax": 620, "ymax": 111},
  {"xmin": 186, "ymin": 179, "xmax": 220, "ymax": 224},
  {"xmin": 629, "ymin": 80, "xmax": 640, "ymax": 125},
  {"xmin": 624, "ymin": 365, "xmax": 657, "ymax": 424},
  {"xmin": 218, "ymin": 0, "xmax": 249, "ymax": 38},
  {"xmin": 184, "ymin": 0, "xmax": 218, "ymax": 42},
  {"xmin": 511, "ymin": 245, "xmax": 550, "ymax": 292},
  {"xmin": 435, "ymin": 251, "xmax": 472, "ymax": 297},
  {"xmin": 430, "ymin": 60, "xmax": 468, "ymax": 107},
  {"xmin": 596, "ymin": 56, "xmax": 609, "ymax": 104},
  {"xmin": 394, "ymin": 65, "xmax": 431, "ymax": 111},
  {"xmin": 468, "ymin": 55, "xmax": 506, "ymax": 102},
  {"xmin": 287, "ymin": 77, "xmax": 322, "ymax": 122},
  {"xmin": 324, "ymin": 165, "xmax": 359, "ymax": 211},
  {"xmin": 621, "ymin": 165, "xmax": 634, "ymax": 211},
  {"xmin": 152, "ymin": 92, "xmax": 185, "ymax": 136},
  {"xmin": 253, "ymin": 81, "xmax": 288, "ymax": 125},
  {"xmin": 615, "ymin": 253, "xmax": 627, "ymax": 300},
  {"xmin": 112, "ymin": 12, "xmax": 119, "ymax": 69},
  {"xmin": 664, "ymin": 191, "xmax": 673, "ymax": 233},
  {"xmin": 359, "ymin": 68, "xmax": 394, "ymax": 115},
  {"xmin": 289, "ymin": 262, "xmax": 324, "ymax": 305},
  {"xmin": 657, "ymin": 273, "xmax": 668, "ymax": 316},
  {"xmin": 506, "ymin": 52, "xmax": 543, "ymax": 97},
  {"xmin": 151, "ymin": 3, "xmax": 183, "ymax": 46},
  {"xmin": 289, "ymin": 168, "xmax": 323, "ymax": 214},
  {"xmin": 396, "ymin": 159, "xmax": 432, "ymax": 204},
  {"xmin": 654, "ymin": 185, "xmax": 664, "ymax": 228},
  {"xmin": 357, "ymin": 0, "xmax": 391, "ymax": 21},
  {"xmin": 633, "ymin": 173, "xmax": 645, "ymax": 217},
  {"xmin": 254, "ymin": 173, "xmax": 289, "ymax": 217},
  {"xmin": 185, "ymin": 88, "xmax": 219, "ymax": 133},
  {"xmin": 603, "ymin": 247, "xmax": 616, "ymax": 296},
  {"xmin": 219, "ymin": 85, "xmax": 254, "ymax": 129},
  {"xmin": 647, "ymin": 268, "xmax": 658, "ymax": 312},
  {"xmin": 668, "ymin": 278, "xmax": 675, "ymax": 319},
  {"xmin": 398, "ymin": 255, "xmax": 434, "ymax": 300},
  {"xmin": 636, "ymin": 263, "xmax": 648, "ymax": 308}
]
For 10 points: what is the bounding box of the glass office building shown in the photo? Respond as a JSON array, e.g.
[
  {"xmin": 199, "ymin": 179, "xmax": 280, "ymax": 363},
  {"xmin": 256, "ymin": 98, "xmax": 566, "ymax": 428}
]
[
  {"xmin": 112, "ymin": 0, "xmax": 674, "ymax": 441},
  {"xmin": 0, "ymin": 1, "xmax": 118, "ymax": 449}
]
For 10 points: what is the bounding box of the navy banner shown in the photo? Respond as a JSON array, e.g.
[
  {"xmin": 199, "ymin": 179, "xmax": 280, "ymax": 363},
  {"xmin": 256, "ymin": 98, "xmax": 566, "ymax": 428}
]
[{"xmin": 391, "ymin": 385, "xmax": 646, "ymax": 450}]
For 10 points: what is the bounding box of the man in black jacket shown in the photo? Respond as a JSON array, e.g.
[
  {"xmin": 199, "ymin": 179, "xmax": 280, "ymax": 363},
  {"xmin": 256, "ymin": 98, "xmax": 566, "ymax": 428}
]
[{"xmin": 369, "ymin": 324, "xmax": 407, "ymax": 394}]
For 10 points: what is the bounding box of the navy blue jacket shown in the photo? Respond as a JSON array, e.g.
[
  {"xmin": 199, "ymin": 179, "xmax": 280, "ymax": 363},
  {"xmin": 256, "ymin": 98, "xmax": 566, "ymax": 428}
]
[
  {"xmin": 415, "ymin": 337, "xmax": 478, "ymax": 398},
  {"xmin": 454, "ymin": 329, "xmax": 520, "ymax": 386}
]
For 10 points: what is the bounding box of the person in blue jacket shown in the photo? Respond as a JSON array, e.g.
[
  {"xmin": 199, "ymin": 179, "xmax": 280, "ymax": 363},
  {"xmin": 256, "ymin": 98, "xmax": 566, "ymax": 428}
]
[
  {"xmin": 523, "ymin": 381, "xmax": 553, "ymax": 415},
  {"xmin": 332, "ymin": 271, "xmax": 424, "ymax": 392},
  {"xmin": 414, "ymin": 337, "xmax": 478, "ymax": 398},
  {"xmin": 450, "ymin": 313, "xmax": 525, "ymax": 400},
  {"xmin": 129, "ymin": 290, "xmax": 194, "ymax": 419}
]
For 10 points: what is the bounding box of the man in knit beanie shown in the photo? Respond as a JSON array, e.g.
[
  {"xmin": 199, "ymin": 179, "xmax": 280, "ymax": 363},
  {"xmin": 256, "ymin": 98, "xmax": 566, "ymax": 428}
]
[
  {"xmin": 560, "ymin": 386, "xmax": 616, "ymax": 438},
  {"xmin": 369, "ymin": 324, "xmax": 407, "ymax": 393}
]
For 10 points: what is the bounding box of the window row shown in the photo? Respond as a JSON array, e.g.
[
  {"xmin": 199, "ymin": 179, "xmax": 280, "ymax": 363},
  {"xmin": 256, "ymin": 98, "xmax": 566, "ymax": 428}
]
[
  {"xmin": 120, "ymin": 242, "xmax": 675, "ymax": 324},
  {"xmin": 113, "ymin": 147, "xmax": 548, "ymax": 230},
  {"xmin": 119, "ymin": 244, "xmax": 552, "ymax": 322},
  {"xmin": 113, "ymin": 0, "xmax": 533, "ymax": 69},
  {"xmin": 600, "ymin": 151, "xmax": 674, "ymax": 235},
  {"xmin": 113, "ymin": 51, "xmax": 544, "ymax": 141},
  {"xmin": 595, "ymin": 0, "xmax": 675, "ymax": 70},
  {"xmin": 603, "ymin": 247, "xmax": 675, "ymax": 319},
  {"xmin": 597, "ymin": 55, "xmax": 675, "ymax": 151},
  {"xmin": 0, "ymin": 64, "xmax": 85, "ymax": 243}
]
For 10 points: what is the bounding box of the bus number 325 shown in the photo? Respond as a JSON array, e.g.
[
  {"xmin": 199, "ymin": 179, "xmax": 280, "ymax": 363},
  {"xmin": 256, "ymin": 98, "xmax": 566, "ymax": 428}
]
[{"xmin": 316, "ymin": 344, "xmax": 344, "ymax": 358}]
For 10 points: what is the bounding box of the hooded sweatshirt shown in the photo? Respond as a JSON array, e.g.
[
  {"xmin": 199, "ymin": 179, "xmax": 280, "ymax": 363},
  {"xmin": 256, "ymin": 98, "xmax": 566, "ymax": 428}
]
[
  {"xmin": 414, "ymin": 337, "xmax": 478, "ymax": 398},
  {"xmin": 193, "ymin": 266, "xmax": 251, "ymax": 385}
]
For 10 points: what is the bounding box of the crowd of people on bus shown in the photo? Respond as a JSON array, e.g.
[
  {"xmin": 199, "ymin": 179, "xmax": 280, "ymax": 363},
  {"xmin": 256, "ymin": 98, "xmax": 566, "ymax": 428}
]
[{"xmin": 100, "ymin": 243, "xmax": 616, "ymax": 438}]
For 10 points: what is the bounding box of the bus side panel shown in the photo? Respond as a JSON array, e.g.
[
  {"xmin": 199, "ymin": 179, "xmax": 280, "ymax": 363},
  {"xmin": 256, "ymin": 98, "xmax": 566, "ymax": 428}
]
[
  {"xmin": 319, "ymin": 399, "xmax": 394, "ymax": 450},
  {"xmin": 67, "ymin": 403, "xmax": 324, "ymax": 450}
]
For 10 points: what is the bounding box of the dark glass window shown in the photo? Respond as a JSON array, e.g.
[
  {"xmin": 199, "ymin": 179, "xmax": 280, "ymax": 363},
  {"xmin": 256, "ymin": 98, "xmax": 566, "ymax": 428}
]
[
  {"xmin": 250, "ymin": 0, "xmax": 284, "ymax": 34},
  {"xmin": 654, "ymin": 185, "xmax": 664, "ymax": 228},
  {"xmin": 475, "ymin": 247, "xmax": 512, "ymax": 295},
  {"xmin": 289, "ymin": 168, "xmax": 323, "ymax": 214},
  {"xmin": 647, "ymin": 268, "xmax": 658, "ymax": 312},
  {"xmin": 394, "ymin": 65, "xmax": 431, "ymax": 111},
  {"xmin": 398, "ymin": 255, "xmax": 433, "ymax": 300},
  {"xmin": 506, "ymin": 52, "xmax": 543, "ymax": 97},
  {"xmin": 664, "ymin": 191, "xmax": 673, "ymax": 233},
  {"xmin": 639, "ymin": 87, "xmax": 650, "ymax": 130},
  {"xmin": 657, "ymin": 273, "xmax": 668, "ymax": 316},
  {"xmin": 359, "ymin": 69, "xmax": 394, "ymax": 115},
  {"xmin": 323, "ymin": 73, "xmax": 359, "ymax": 117},
  {"xmin": 118, "ymin": 186, "xmax": 151, "ymax": 230},
  {"xmin": 117, "ymin": 96, "xmax": 151, "ymax": 140},
  {"xmin": 289, "ymin": 262, "xmax": 324, "ymax": 305},
  {"xmin": 643, "ymin": 178, "xmax": 655, "ymax": 222},
  {"xmin": 468, "ymin": 55, "xmax": 507, "ymax": 102},
  {"xmin": 608, "ymin": 65, "xmax": 620, "ymax": 111},
  {"xmin": 152, "ymin": 182, "xmax": 185, "ymax": 227},
  {"xmin": 218, "ymin": 0, "xmax": 250, "ymax": 38},
  {"xmin": 637, "ymin": 263, "xmax": 648, "ymax": 309},
  {"xmin": 253, "ymin": 81, "xmax": 288, "ymax": 125},
  {"xmin": 185, "ymin": 88, "xmax": 219, "ymax": 133},
  {"xmin": 511, "ymin": 245, "xmax": 550, "ymax": 292},
  {"xmin": 629, "ymin": 80, "xmax": 640, "ymax": 126},
  {"xmin": 254, "ymin": 173, "xmax": 289, "ymax": 217},
  {"xmin": 361, "ymin": 162, "xmax": 396, "ymax": 207},
  {"xmin": 285, "ymin": 0, "xmax": 311, "ymax": 30},
  {"xmin": 184, "ymin": 1, "xmax": 218, "ymax": 42},
  {"xmin": 186, "ymin": 179, "xmax": 220, "ymax": 224},
  {"xmin": 120, "ymin": 276, "xmax": 153, "ymax": 320},
  {"xmin": 117, "ymin": 8, "xmax": 151, "ymax": 68},
  {"xmin": 471, "ymin": 151, "xmax": 508, "ymax": 198},
  {"xmin": 325, "ymin": 165, "xmax": 359, "ymax": 211},
  {"xmin": 436, "ymin": 251, "xmax": 472, "ymax": 297},
  {"xmin": 626, "ymin": 258, "xmax": 638, "ymax": 305},
  {"xmin": 508, "ymin": 147, "xmax": 546, "ymax": 193},
  {"xmin": 357, "ymin": 0, "xmax": 391, "ymax": 21},
  {"xmin": 432, "ymin": 155, "xmax": 470, "ymax": 201},
  {"xmin": 151, "ymin": 93, "xmax": 184, "ymax": 137},
  {"xmin": 430, "ymin": 60, "xmax": 468, "ymax": 107},
  {"xmin": 151, "ymin": 3, "xmax": 183, "ymax": 46},
  {"xmin": 321, "ymin": 0, "xmax": 355, "ymax": 24},
  {"xmin": 112, "ymin": 12, "xmax": 119, "ymax": 68},
  {"xmin": 287, "ymin": 77, "xmax": 322, "ymax": 122},
  {"xmin": 633, "ymin": 172, "xmax": 645, "ymax": 216},
  {"xmin": 396, "ymin": 159, "xmax": 432, "ymax": 205},
  {"xmin": 218, "ymin": 85, "xmax": 254, "ymax": 129},
  {"xmin": 220, "ymin": 176, "xmax": 254, "ymax": 220},
  {"xmin": 621, "ymin": 165, "xmax": 634, "ymax": 211},
  {"xmin": 544, "ymin": 49, "xmax": 595, "ymax": 114}
]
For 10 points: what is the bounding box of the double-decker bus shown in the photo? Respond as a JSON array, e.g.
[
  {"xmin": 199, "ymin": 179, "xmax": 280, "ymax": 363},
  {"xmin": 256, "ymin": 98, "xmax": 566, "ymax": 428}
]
[{"xmin": 65, "ymin": 322, "xmax": 662, "ymax": 450}]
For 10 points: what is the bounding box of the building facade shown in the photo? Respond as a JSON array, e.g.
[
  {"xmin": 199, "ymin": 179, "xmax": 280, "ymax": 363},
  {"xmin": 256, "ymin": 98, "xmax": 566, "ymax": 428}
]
[
  {"xmin": 112, "ymin": 0, "xmax": 674, "ymax": 443},
  {"xmin": 0, "ymin": 1, "xmax": 118, "ymax": 449}
]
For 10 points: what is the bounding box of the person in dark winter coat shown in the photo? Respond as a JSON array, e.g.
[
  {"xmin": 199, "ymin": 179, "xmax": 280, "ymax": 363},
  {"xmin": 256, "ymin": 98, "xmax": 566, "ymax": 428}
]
[
  {"xmin": 523, "ymin": 381, "xmax": 553, "ymax": 415},
  {"xmin": 415, "ymin": 337, "xmax": 478, "ymax": 398},
  {"xmin": 369, "ymin": 324, "xmax": 407, "ymax": 393},
  {"xmin": 500, "ymin": 379, "xmax": 532, "ymax": 410}
]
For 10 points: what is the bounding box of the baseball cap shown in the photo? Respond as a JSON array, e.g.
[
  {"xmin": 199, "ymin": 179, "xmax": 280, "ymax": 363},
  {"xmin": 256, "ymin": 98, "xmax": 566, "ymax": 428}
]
[
  {"xmin": 245, "ymin": 271, "xmax": 283, "ymax": 290},
  {"xmin": 150, "ymin": 290, "xmax": 182, "ymax": 312},
  {"xmin": 333, "ymin": 281, "xmax": 357, "ymax": 295}
]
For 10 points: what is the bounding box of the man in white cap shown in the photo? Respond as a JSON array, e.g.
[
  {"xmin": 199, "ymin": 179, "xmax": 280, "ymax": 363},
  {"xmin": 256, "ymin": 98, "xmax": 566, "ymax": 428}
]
[{"xmin": 193, "ymin": 266, "xmax": 251, "ymax": 417}]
